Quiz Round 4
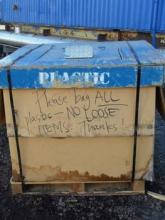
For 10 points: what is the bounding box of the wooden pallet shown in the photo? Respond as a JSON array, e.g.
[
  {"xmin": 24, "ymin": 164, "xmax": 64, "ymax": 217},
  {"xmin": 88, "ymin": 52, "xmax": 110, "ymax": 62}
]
[{"xmin": 11, "ymin": 180, "xmax": 145, "ymax": 195}]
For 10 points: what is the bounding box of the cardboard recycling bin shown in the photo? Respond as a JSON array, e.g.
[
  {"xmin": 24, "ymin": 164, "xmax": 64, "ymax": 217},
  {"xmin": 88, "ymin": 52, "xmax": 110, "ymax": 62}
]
[{"xmin": 0, "ymin": 41, "xmax": 164, "ymax": 194}]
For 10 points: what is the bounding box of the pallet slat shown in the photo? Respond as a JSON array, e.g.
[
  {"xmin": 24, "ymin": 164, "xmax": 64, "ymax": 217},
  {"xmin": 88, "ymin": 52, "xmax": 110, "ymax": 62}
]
[{"xmin": 11, "ymin": 180, "xmax": 144, "ymax": 194}]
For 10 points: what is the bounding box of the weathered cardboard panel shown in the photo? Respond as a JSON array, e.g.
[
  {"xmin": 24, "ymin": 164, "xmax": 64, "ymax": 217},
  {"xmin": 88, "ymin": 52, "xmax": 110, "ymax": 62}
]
[
  {"xmin": 9, "ymin": 136, "xmax": 153, "ymax": 182},
  {"xmin": 4, "ymin": 87, "xmax": 155, "ymax": 137}
]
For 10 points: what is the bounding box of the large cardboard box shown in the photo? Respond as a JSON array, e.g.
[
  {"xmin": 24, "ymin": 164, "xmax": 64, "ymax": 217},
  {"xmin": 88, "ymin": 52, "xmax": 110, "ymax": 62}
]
[
  {"xmin": 0, "ymin": 41, "xmax": 164, "ymax": 193},
  {"xmin": 4, "ymin": 87, "xmax": 155, "ymax": 182}
]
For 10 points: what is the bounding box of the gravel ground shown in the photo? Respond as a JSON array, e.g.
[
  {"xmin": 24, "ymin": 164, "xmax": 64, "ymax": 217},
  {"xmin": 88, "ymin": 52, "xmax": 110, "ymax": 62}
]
[{"xmin": 0, "ymin": 112, "xmax": 165, "ymax": 220}]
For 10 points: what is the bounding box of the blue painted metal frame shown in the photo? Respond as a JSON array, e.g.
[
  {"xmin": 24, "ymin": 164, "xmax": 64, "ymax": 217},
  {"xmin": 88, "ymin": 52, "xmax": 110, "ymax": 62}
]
[
  {"xmin": 0, "ymin": 41, "xmax": 164, "ymax": 89},
  {"xmin": 0, "ymin": 67, "xmax": 138, "ymax": 89}
]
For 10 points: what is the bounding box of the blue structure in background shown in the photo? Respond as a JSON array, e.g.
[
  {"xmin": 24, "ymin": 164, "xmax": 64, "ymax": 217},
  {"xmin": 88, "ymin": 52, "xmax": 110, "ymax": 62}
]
[{"xmin": 0, "ymin": 0, "xmax": 165, "ymax": 47}]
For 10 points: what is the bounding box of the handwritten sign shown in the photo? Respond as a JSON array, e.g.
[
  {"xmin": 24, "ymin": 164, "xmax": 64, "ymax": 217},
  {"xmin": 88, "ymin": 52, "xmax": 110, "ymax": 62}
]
[{"xmin": 4, "ymin": 88, "xmax": 155, "ymax": 137}]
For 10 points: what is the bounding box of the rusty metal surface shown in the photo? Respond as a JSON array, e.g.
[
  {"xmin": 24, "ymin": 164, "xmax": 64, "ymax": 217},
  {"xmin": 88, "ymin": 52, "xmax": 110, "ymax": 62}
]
[
  {"xmin": 6, "ymin": 25, "xmax": 155, "ymax": 42},
  {"xmin": 21, "ymin": 25, "xmax": 120, "ymax": 41}
]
